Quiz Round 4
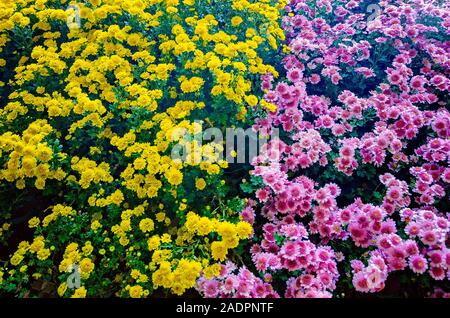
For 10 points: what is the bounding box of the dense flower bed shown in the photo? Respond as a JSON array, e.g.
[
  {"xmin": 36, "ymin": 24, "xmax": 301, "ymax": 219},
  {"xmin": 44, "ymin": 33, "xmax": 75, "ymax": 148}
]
[
  {"xmin": 198, "ymin": 0, "xmax": 450, "ymax": 298},
  {"xmin": 0, "ymin": 0, "xmax": 449, "ymax": 298},
  {"xmin": 0, "ymin": 0, "xmax": 286, "ymax": 297}
]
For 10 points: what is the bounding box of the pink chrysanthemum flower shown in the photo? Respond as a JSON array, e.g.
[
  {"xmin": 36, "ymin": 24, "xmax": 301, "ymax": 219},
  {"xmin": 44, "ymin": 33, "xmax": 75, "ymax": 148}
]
[{"xmin": 409, "ymin": 255, "xmax": 428, "ymax": 274}]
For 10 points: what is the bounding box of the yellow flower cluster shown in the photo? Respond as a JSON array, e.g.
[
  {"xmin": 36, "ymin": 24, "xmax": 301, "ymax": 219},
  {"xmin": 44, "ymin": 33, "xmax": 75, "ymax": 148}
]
[
  {"xmin": 0, "ymin": 223, "xmax": 11, "ymax": 241},
  {"xmin": 145, "ymin": 212, "xmax": 252, "ymax": 295},
  {"xmin": 42, "ymin": 204, "xmax": 76, "ymax": 227},
  {"xmin": 57, "ymin": 242, "xmax": 95, "ymax": 297},
  {"xmin": 89, "ymin": 189, "xmax": 125, "ymax": 207},
  {"xmin": 128, "ymin": 285, "xmax": 148, "ymax": 298},
  {"xmin": 70, "ymin": 157, "xmax": 113, "ymax": 189},
  {"xmin": 184, "ymin": 212, "xmax": 253, "ymax": 261},
  {"xmin": 58, "ymin": 243, "xmax": 84, "ymax": 272},
  {"xmin": 152, "ymin": 259, "xmax": 202, "ymax": 296},
  {"xmin": 0, "ymin": 120, "xmax": 66, "ymax": 189},
  {"xmin": 111, "ymin": 203, "xmax": 158, "ymax": 246},
  {"xmin": 180, "ymin": 76, "xmax": 205, "ymax": 93},
  {"xmin": 10, "ymin": 236, "xmax": 51, "ymax": 267}
]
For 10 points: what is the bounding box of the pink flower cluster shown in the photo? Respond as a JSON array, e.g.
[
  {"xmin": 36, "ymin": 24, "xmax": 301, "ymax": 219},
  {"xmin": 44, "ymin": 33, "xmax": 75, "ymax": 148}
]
[
  {"xmin": 250, "ymin": 220, "xmax": 339, "ymax": 298},
  {"xmin": 379, "ymin": 173, "xmax": 410, "ymax": 214},
  {"xmin": 351, "ymin": 253, "xmax": 388, "ymax": 293},
  {"xmin": 431, "ymin": 109, "xmax": 450, "ymax": 138},
  {"xmin": 196, "ymin": 262, "xmax": 279, "ymax": 298},
  {"xmin": 430, "ymin": 288, "xmax": 450, "ymax": 298},
  {"xmin": 351, "ymin": 231, "xmax": 437, "ymax": 292},
  {"xmin": 410, "ymin": 165, "xmax": 447, "ymax": 206},
  {"xmin": 253, "ymin": 130, "xmax": 331, "ymax": 172},
  {"xmin": 360, "ymin": 124, "xmax": 405, "ymax": 167},
  {"xmin": 209, "ymin": 0, "xmax": 450, "ymax": 297},
  {"xmin": 416, "ymin": 138, "xmax": 450, "ymax": 164},
  {"xmin": 339, "ymin": 199, "xmax": 392, "ymax": 248},
  {"xmin": 335, "ymin": 138, "xmax": 359, "ymax": 175},
  {"xmin": 401, "ymin": 208, "xmax": 450, "ymax": 280},
  {"xmin": 401, "ymin": 208, "xmax": 449, "ymax": 248}
]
